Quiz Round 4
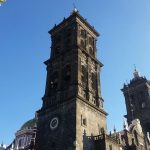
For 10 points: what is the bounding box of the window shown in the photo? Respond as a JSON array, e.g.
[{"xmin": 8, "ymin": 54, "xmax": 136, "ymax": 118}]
[
  {"xmin": 81, "ymin": 115, "xmax": 87, "ymax": 126},
  {"xmin": 89, "ymin": 37, "xmax": 93, "ymax": 45},
  {"xmin": 91, "ymin": 73, "xmax": 97, "ymax": 90},
  {"xmin": 18, "ymin": 139, "xmax": 22, "ymax": 147},
  {"xmin": 80, "ymin": 39, "xmax": 85, "ymax": 49},
  {"xmin": 81, "ymin": 29, "xmax": 86, "ymax": 38},
  {"xmin": 81, "ymin": 65, "xmax": 87, "ymax": 86},
  {"xmin": 130, "ymin": 95, "xmax": 135, "ymax": 110},
  {"xmin": 89, "ymin": 47, "xmax": 94, "ymax": 55},
  {"xmin": 83, "ymin": 118, "xmax": 87, "ymax": 126},
  {"xmin": 141, "ymin": 102, "xmax": 146, "ymax": 108}
]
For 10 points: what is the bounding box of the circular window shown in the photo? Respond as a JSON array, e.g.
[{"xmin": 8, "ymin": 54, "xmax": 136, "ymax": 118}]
[{"xmin": 50, "ymin": 117, "xmax": 59, "ymax": 130}]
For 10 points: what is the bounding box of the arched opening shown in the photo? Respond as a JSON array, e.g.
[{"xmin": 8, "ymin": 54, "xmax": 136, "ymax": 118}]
[
  {"xmin": 89, "ymin": 37, "xmax": 93, "ymax": 45},
  {"xmin": 81, "ymin": 29, "xmax": 86, "ymax": 38},
  {"xmin": 81, "ymin": 65, "xmax": 87, "ymax": 87},
  {"xmin": 89, "ymin": 47, "xmax": 94, "ymax": 55},
  {"xmin": 80, "ymin": 39, "xmax": 85, "ymax": 49},
  {"xmin": 91, "ymin": 73, "xmax": 97, "ymax": 90}
]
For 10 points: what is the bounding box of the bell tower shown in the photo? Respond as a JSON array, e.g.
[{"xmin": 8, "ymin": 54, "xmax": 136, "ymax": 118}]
[
  {"xmin": 122, "ymin": 69, "xmax": 150, "ymax": 135},
  {"xmin": 35, "ymin": 10, "xmax": 107, "ymax": 150}
]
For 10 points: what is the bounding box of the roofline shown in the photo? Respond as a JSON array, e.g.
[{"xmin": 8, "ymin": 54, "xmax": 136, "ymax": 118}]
[{"xmin": 48, "ymin": 11, "xmax": 100, "ymax": 37}]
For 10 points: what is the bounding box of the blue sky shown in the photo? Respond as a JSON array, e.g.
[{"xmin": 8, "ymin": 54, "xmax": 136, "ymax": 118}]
[{"xmin": 0, "ymin": 0, "xmax": 150, "ymax": 145}]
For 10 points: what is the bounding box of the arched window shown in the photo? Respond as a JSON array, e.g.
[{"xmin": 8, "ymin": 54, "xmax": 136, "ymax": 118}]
[
  {"xmin": 81, "ymin": 29, "xmax": 86, "ymax": 38},
  {"xmin": 91, "ymin": 73, "xmax": 97, "ymax": 90},
  {"xmin": 81, "ymin": 65, "xmax": 87, "ymax": 82},
  {"xmin": 89, "ymin": 37, "xmax": 93, "ymax": 45},
  {"xmin": 141, "ymin": 102, "xmax": 146, "ymax": 108},
  {"xmin": 89, "ymin": 47, "xmax": 94, "ymax": 55},
  {"xmin": 18, "ymin": 139, "xmax": 22, "ymax": 147},
  {"xmin": 80, "ymin": 39, "xmax": 85, "ymax": 49}
]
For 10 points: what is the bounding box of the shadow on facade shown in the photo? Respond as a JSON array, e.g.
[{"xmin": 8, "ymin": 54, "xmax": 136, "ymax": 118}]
[
  {"xmin": 82, "ymin": 130, "xmax": 105, "ymax": 150},
  {"xmin": 83, "ymin": 130, "xmax": 94, "ymax": 150}
]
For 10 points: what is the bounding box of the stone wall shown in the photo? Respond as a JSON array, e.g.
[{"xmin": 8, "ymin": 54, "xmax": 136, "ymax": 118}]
[{"xmin": 76, "ymin": 98, "xmax": 107, "ymax": 150}]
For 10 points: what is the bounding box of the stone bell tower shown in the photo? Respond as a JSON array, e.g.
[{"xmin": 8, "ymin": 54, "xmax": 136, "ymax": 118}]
[
  {"xmin": 35, "ymin": 10, "xmax": 107, "ymax": 150},
  {"xmin": 122, "ymin": 69, "xmax": 150, "ymax": 136}
]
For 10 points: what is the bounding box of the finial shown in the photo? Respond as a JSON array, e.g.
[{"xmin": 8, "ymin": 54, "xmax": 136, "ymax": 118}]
[
  {"xmin": 114, "ymin": 126, "xmax": 116, "ymax": 133},
  {"xmin": 73, "ymin": 2, "xmax": 76, "ymax": 9},
  {"xmin": 124, "ymin": 80, "xmax": 128, "ymax": 87},
  {"xmin": 54, "ymin": 24, "xmax": 57, "ymax": 28},
  {"xmin": 123, "ymin": 117, "xmax": 128, "ymax": 130},
  {"xmin": 1, "ymin": 141, "xmax": 3, "ymax": 147},
  {"xmin": 134, "ymin": 64, "xmax": 136, "ymax": 71},
  {"xmin": 133, "ymin": 65, "xmax": 140, "ymax": 78},
  {"xmin": 109, "ymin": 131, "xmax": 112, "ymax": 136},
  {"xmin": 73, "ymin": 3, "xmax": 78, "ymax": 12},
  {"xmin": 123, "ymin": 120, "xmax": 126, "ymax": 129},
  {"xmin": 71, "ymin": 1, "xmax": 78, "ymax": 14}
]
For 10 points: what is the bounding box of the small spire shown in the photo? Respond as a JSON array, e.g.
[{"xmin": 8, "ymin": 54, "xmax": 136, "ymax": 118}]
[
  {"xmin": 133, "ymin": 65, "xmax": 140, "ymax": 78},
  {"xmin": 109, "ymin": 131, "xmax": 112, "ymax": 136},
  {"xmin": 123, "ymin": 117, "xmax": 128, "ymax": 130},
  {"xmin": 114, "ymin": 126, "xmax": 116, "ymax": 133},
  {"xmin": 134, "ymin": 64, "xmax": 136, "ymax": 71},
  {"xmin": 123, "ymin": 121, "xmax": 126, "ymax": 129},
  {"xmin": 71, "ymin": 2, "xmax": 78, "ymax": 14}
]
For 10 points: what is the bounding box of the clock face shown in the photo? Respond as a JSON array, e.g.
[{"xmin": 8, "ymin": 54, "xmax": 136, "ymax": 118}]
[{"xmin": 50, "ymin": 117, "xmax": 59, "ymax": 130}]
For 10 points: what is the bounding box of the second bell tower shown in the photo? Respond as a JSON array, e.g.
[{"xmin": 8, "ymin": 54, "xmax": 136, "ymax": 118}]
[{"xmin": 122, "ymin": 69, "xmax": 150, "ymax": 136}]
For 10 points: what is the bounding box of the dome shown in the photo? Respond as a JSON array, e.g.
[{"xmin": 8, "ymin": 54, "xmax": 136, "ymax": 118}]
[{"xmin": 20, "ymin": 118, "xmax": 37, "ymax": 130}]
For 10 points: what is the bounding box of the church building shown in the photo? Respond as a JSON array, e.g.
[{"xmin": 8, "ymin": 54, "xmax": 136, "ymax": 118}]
[
  {"xmin": 5, "ymin": 9, "xmax": 150, "ymax": 150},
  {"xmin": 34, "ymin": 9, "xmax": 150, "ymax": 150}
]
